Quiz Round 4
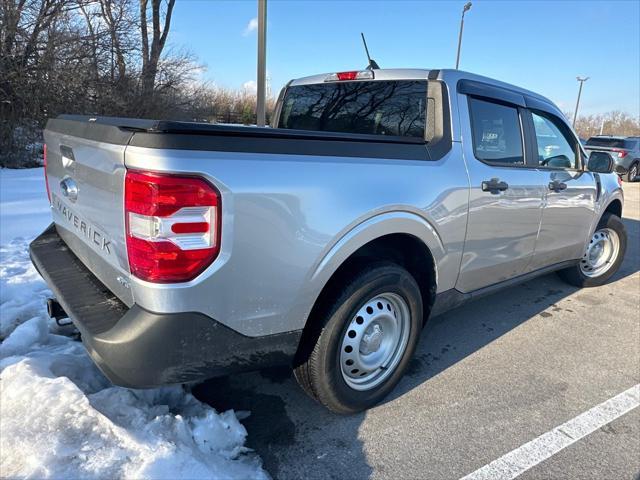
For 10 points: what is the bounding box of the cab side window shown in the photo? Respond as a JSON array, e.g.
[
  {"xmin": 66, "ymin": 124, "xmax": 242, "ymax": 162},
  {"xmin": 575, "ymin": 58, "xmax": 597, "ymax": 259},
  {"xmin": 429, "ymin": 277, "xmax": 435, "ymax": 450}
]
[
  {"xmin": 531, "ymin": 111, "xmax": 579, "ymax": 169},
  {"xmin": 468, "ymin": 97, "xmax": 525, "ymax": 166}
]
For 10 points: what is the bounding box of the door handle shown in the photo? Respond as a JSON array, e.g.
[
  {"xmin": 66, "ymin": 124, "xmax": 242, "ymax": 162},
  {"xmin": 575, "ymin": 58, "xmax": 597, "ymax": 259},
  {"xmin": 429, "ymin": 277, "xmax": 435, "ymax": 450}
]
[
  {"xmin": 481, "ymin": 178, "xmax": 509, "ymax": 194},
  {"xmin": 548, "ymin": 180, "xmax": 567, "ymax": 192}
]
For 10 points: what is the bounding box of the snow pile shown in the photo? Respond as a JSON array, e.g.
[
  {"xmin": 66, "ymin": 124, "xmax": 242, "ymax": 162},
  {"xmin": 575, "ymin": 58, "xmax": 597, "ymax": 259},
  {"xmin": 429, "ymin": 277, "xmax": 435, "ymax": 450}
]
[{"xmin": 0, "ymin": 168, "xmax": 268, "ymax": 479}]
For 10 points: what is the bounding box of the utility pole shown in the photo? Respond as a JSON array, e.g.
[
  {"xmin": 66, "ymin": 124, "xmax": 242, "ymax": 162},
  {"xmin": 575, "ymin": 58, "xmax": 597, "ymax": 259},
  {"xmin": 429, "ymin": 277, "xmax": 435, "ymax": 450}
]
[
  {"xmin": 572, "ymin": 76, "xmax": 589, "ymax": 128},
  {"xmin": 455, "ymin": 2, "xmax": 472, "ymax": 70},
  {"xmin": 256, "ymin": 0, "xmax": 267, "ymax": 126},
  {"xmin": 599, "ymin": 118, "xmax": 605, "ymax": 135}
]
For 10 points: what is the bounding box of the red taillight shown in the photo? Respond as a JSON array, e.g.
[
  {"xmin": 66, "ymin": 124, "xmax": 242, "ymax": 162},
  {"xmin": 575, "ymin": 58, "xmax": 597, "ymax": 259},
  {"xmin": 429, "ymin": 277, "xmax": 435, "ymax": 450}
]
[
  {"xmin": 337, "ymin": 71, "xmax": 358, "ymax": 81},
  {"xmin": 613, "ymin": 148, "xmax": 628, "ymax": 158},
  {"xmin": 124, "ymin": 170, "xmax": 221, "ymax": 283},
  {"xmin": 43, "ymin": 144, "xmax": 51, "ymax": 203},
  {"xmin": 171, "ymin": 222, "xmax": 209, "ymax": 234}
]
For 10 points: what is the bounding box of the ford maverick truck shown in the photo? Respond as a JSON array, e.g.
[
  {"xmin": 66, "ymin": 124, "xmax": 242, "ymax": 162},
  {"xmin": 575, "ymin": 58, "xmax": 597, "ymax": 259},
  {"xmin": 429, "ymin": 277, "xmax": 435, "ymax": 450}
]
[{"xmin": 31, "ymin": 68, "xmax": 626, "ymax": 413}]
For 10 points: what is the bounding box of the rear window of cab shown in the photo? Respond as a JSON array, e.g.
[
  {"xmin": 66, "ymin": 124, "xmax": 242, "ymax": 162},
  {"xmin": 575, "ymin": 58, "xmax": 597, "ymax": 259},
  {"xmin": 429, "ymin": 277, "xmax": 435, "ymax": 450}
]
[
  {"xmin": 278, "ymin": 80, "xmax": 427, "ymax": 139},
  {"xmin": 586, "ymin": 137, "xmax": 636, "ymax": 149}
]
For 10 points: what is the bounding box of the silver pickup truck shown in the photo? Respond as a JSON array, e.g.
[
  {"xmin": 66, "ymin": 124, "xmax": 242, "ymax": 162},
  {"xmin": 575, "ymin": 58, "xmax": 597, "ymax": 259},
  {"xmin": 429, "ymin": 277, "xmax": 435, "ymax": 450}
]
[{"xmin": 31, "ymin": 68, "xmax": 626, "ymax": 413}]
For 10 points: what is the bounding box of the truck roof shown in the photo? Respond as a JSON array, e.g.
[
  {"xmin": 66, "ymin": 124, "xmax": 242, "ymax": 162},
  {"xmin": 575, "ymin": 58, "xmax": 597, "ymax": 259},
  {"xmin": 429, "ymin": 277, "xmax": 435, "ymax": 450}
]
[
  {"xmin": 589, "ymin": 135, "xmax": 634, "ymax": 140},
  {"xmin": 289, "ymin": 68, "xmax": 555, "ymax": 108}
]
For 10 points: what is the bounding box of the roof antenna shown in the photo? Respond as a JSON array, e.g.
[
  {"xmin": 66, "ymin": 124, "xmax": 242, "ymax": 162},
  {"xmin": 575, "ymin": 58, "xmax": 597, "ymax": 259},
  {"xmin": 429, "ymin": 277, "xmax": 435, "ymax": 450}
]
[{"xmin": 361, "ymin": 32, "xmax": 380, "ymax": 70}]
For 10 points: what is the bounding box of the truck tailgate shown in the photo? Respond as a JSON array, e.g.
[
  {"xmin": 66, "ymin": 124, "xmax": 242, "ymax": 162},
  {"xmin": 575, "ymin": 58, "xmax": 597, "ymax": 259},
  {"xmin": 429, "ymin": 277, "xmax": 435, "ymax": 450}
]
[{"xmin": 44, "ymin": 118, "xmax": 135, "ymax": 305}]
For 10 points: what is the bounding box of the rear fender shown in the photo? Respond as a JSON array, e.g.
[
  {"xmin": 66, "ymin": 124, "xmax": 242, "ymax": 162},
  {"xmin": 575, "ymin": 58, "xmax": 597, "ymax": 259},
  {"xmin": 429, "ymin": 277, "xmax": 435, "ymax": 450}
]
[{"xmin": 308, "ymin": 210, "xmax": 444, "ymax": 296}]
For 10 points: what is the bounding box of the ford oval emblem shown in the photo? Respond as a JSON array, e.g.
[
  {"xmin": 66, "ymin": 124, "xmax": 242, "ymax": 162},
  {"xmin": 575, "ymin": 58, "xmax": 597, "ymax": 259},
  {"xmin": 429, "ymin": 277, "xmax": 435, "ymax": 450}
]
[{"xmin": 60, "ymin": 177, "xmax": 79, "ymax": 202}]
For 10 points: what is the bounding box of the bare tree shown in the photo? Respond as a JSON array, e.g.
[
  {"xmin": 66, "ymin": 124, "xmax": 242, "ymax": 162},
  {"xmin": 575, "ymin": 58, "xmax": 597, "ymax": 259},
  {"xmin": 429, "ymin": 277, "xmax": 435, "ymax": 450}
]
[
  {"xmin": 567, "ymin": 111, "xmax": 640, "ymax": 139},
  {"xmin": 139, "ymin": 0, "xmax": 174, "ymax": 110},
  {"xmin": 98, "ymin": 0, "xmax": 129, "ymax": 83}
]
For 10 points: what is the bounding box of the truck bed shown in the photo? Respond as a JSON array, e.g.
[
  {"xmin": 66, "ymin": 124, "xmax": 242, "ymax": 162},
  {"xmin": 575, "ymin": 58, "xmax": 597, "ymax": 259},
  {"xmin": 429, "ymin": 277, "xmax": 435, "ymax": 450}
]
[{"xmin": 54, "ymin": 115, "xmax": 427, "ymax": 143}]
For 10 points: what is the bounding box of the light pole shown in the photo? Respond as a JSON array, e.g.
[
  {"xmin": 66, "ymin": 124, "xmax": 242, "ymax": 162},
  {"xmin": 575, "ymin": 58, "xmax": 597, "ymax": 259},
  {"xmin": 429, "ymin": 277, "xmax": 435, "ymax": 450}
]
[
  {"xmin": 455, "ymin": 2, "xmax": 472, "ymax": 70},
  {"xmin": 572, "ymin": 76, "xmax": 589, "ymax": 128},
  {"xmin": 256, "ymin": 0, "xmax": 267, "ymax": 127}
]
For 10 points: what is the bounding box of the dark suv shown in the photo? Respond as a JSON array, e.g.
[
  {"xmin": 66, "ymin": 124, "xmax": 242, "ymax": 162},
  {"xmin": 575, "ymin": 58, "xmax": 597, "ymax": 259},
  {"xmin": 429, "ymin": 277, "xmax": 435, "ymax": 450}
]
[{"xmin": 585, "ymin": 136, "xmax": 640, "ymax": 182}]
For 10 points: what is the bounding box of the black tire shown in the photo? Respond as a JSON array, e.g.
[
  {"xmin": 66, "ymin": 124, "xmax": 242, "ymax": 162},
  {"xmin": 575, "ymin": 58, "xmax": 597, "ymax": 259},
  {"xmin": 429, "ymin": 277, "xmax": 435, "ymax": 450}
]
[
  {"xmin": 624, "ymin": 161, "xmax": 638, "ymax": 182},
  {"xmin": 294, "ymin": 262, "xmax": 423, "ymax": 414},
  {"xmin": 557, "ymin": 212, "xmax": 627, "ymax": 288}
]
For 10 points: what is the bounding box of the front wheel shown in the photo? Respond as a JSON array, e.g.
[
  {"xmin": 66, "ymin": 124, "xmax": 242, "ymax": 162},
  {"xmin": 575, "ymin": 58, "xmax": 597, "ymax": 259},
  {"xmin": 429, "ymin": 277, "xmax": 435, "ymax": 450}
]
[
  {"xmin": 557, "ymin": 212, "xmax": 627, "ymax": 287},
  {"xmin": 294, "ymin": 262, "xmax": 423, "ymax": 414}
]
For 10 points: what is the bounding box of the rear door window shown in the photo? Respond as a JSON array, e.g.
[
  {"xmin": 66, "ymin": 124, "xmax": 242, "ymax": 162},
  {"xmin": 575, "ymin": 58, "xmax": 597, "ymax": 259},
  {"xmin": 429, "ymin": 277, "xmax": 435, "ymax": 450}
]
[
  {"xmin": 278, "ymin": 80, "xmax": 427, "ymax": 138},
  {"xmin": 468, "ymin": 97, "xmax": 525, "ymax": 166}
]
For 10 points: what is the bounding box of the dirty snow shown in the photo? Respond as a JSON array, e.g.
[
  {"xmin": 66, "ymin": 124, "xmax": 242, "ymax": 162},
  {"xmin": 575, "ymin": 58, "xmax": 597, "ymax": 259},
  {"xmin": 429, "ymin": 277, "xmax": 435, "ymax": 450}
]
[{"xmin": 0, "ymin": 168, "xmax": 268, "ymax": 479}]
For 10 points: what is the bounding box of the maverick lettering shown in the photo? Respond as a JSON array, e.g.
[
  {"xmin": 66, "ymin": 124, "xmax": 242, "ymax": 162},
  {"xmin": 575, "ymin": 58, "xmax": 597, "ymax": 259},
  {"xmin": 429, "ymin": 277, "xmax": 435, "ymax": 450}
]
[{"xmin": 53, "ymin": 194, "xmax": 112, "ymax": 255}]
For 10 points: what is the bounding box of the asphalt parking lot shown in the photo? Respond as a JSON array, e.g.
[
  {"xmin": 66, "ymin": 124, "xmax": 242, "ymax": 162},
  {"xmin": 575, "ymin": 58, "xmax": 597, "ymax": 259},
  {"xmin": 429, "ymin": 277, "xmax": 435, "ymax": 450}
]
[{"xmin": 195, "ymin": 183, "xmax": 640, "ymax": 480}]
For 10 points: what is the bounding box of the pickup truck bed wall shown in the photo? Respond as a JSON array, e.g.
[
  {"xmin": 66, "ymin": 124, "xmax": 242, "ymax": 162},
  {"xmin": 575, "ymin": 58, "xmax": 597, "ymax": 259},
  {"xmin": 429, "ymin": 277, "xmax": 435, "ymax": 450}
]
[{"xmin": 44, "ymin": 129, "xmax": 469, "ymax": 336}]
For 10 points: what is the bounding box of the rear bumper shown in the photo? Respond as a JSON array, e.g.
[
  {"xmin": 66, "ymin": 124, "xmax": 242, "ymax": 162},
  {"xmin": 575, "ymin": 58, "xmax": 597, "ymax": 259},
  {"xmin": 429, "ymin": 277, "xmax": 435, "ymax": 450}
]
[
  {"xmin": 613, "ymin": 156, "xmax": 635, "ymax": 174},
  {"xmin": 29, "ymin": 224, "xmax": 301, "ymax": 388},
  {"xmin": 614, "ymin": 163, "xmax": 630, "ymax": 174}
]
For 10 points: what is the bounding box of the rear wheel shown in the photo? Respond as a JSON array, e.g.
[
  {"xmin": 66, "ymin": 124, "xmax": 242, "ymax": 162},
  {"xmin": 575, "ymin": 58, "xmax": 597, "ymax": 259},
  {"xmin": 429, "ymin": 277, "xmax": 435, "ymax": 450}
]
[
  {"xmin": 294, "ymin": 262, "xmax": 422, "ymax": 414},
  {"xmin": 624, "ymin": 162, "xmax": 638, "ymax": 182},
  {"xmin": 557, "ymin": 212, "xmax": 627, "ymax": 287}
]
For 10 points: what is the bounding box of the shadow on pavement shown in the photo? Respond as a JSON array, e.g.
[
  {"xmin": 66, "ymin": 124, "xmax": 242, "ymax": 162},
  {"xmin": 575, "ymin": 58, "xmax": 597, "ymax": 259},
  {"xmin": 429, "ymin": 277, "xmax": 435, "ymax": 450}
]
[
  {"xmin": 391, "ymin": 216, "xmax": 638, "ymax": 403},
  {"xmin": 193, "ymin": 217, "xmax": 639, "ymax": 480}
]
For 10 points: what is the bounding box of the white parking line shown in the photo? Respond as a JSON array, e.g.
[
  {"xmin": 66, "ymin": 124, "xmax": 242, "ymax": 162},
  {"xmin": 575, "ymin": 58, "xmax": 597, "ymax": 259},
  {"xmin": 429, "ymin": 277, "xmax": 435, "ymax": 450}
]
[{"xmin": 460, "ymin": 384, "xmax": 640, "ymax": 480}]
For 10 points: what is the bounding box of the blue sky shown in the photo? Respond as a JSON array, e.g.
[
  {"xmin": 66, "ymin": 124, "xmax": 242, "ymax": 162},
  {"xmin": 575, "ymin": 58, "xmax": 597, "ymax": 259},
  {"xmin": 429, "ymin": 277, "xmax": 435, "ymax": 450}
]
[{"xmin": 171, "ymin": 0, "xmax": 640, "ymax": 117}]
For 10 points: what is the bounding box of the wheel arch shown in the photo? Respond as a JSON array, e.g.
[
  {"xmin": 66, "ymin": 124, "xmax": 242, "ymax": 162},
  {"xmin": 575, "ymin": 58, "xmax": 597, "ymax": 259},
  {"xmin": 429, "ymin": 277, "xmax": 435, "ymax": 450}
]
[
  {"xmin": 294, "ymin": 226, "xmax": 439, "ymax": 366},
  {"xmin": 604, "ymin": 198, "xmax": 623, "ymax": 218}
]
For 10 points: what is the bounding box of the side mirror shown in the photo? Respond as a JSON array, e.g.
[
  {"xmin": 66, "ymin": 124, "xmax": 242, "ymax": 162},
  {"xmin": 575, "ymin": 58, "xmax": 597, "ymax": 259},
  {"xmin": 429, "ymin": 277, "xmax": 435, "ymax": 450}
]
[
  {"xmin": 587, "ymin": 151, "xmax": 614, "ymax": 174},
  {"xmin": 545, "ymin": 155, "xmax": 572, "ymax": 169}
]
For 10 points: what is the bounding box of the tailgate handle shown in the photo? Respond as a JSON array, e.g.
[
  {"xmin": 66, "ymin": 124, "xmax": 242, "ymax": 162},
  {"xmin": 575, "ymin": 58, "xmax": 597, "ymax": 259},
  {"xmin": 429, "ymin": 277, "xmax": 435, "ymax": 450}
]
[{"xmin": 60, "ymin": 145, "xmax": 75, "ymax": 167}]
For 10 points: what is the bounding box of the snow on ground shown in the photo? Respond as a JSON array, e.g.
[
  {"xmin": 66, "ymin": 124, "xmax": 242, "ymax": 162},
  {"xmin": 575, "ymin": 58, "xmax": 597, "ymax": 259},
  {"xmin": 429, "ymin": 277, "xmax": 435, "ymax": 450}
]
[
  {"xmin": 0, "ymin": 168, "xmax": 268, "ymax": 479},
  {"xmin": 0, "ymin": 168, "xmax": 52, "ymax": 244}
]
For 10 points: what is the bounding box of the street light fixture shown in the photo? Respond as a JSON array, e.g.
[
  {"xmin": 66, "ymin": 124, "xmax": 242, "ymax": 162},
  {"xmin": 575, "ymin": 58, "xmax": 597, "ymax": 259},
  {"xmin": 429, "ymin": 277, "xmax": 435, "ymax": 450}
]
[
  {"xmin": 455, "ymin": 2, "xmax": 472, "ymax": 70},
  {"xmin": 572, "ymin": 76, "xmax": 589, "ymax": 128}
]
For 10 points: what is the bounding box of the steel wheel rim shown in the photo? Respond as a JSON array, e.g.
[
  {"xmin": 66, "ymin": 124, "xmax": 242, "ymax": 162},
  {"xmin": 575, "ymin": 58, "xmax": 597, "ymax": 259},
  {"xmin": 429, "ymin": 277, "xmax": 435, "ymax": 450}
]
[
  {"xmin": 630, "ymin": 164, "xmax": 638, "ymax": 180},
  {"xmin": 580, "ymin": 228, "xmax": 620, "ymax": 278},
  {"xmin": 340, "ymin": 292, "xmax": 411, "ymax": 391}
]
